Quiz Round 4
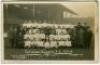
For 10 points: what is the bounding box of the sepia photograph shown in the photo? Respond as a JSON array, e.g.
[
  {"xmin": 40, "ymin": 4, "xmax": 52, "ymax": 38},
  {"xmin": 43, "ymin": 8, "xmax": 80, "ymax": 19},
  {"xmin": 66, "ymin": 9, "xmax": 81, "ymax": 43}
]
[
  {"xmin": 2, "ymin": 1, "xmax": 98, "ymax": 62},
  {"xmin": 2, "ymin": 0, "xmax": 97, "ymax": 2}
]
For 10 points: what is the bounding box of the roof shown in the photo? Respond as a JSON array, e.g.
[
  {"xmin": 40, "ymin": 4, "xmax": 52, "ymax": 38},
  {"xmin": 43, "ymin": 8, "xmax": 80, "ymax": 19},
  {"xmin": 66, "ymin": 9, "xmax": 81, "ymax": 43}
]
[
  {"xmin": 4, "ymin": 4, "xmax": 77, "ymax": 20},
  {"xmin": 59, "ymin": 4, "xmax": 77, "ymax": 15}
]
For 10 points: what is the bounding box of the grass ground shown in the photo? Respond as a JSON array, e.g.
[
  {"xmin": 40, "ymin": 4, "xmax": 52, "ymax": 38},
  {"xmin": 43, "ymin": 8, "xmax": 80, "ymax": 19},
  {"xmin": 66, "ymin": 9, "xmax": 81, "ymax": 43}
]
[{"xmin": 4, "ymin": 48, "xmax": 94, "ymax": 60}]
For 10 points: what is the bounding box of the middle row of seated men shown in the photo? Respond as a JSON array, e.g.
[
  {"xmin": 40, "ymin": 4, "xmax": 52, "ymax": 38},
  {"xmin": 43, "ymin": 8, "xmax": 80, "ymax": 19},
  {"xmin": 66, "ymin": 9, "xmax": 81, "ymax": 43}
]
[
  {"xmin": 24, "ymin": 34, "xmax": 70, "ymax": 40},
  {"xmin": 24, "ymin": 28, "xmax": 69, "ymax": 35}
]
